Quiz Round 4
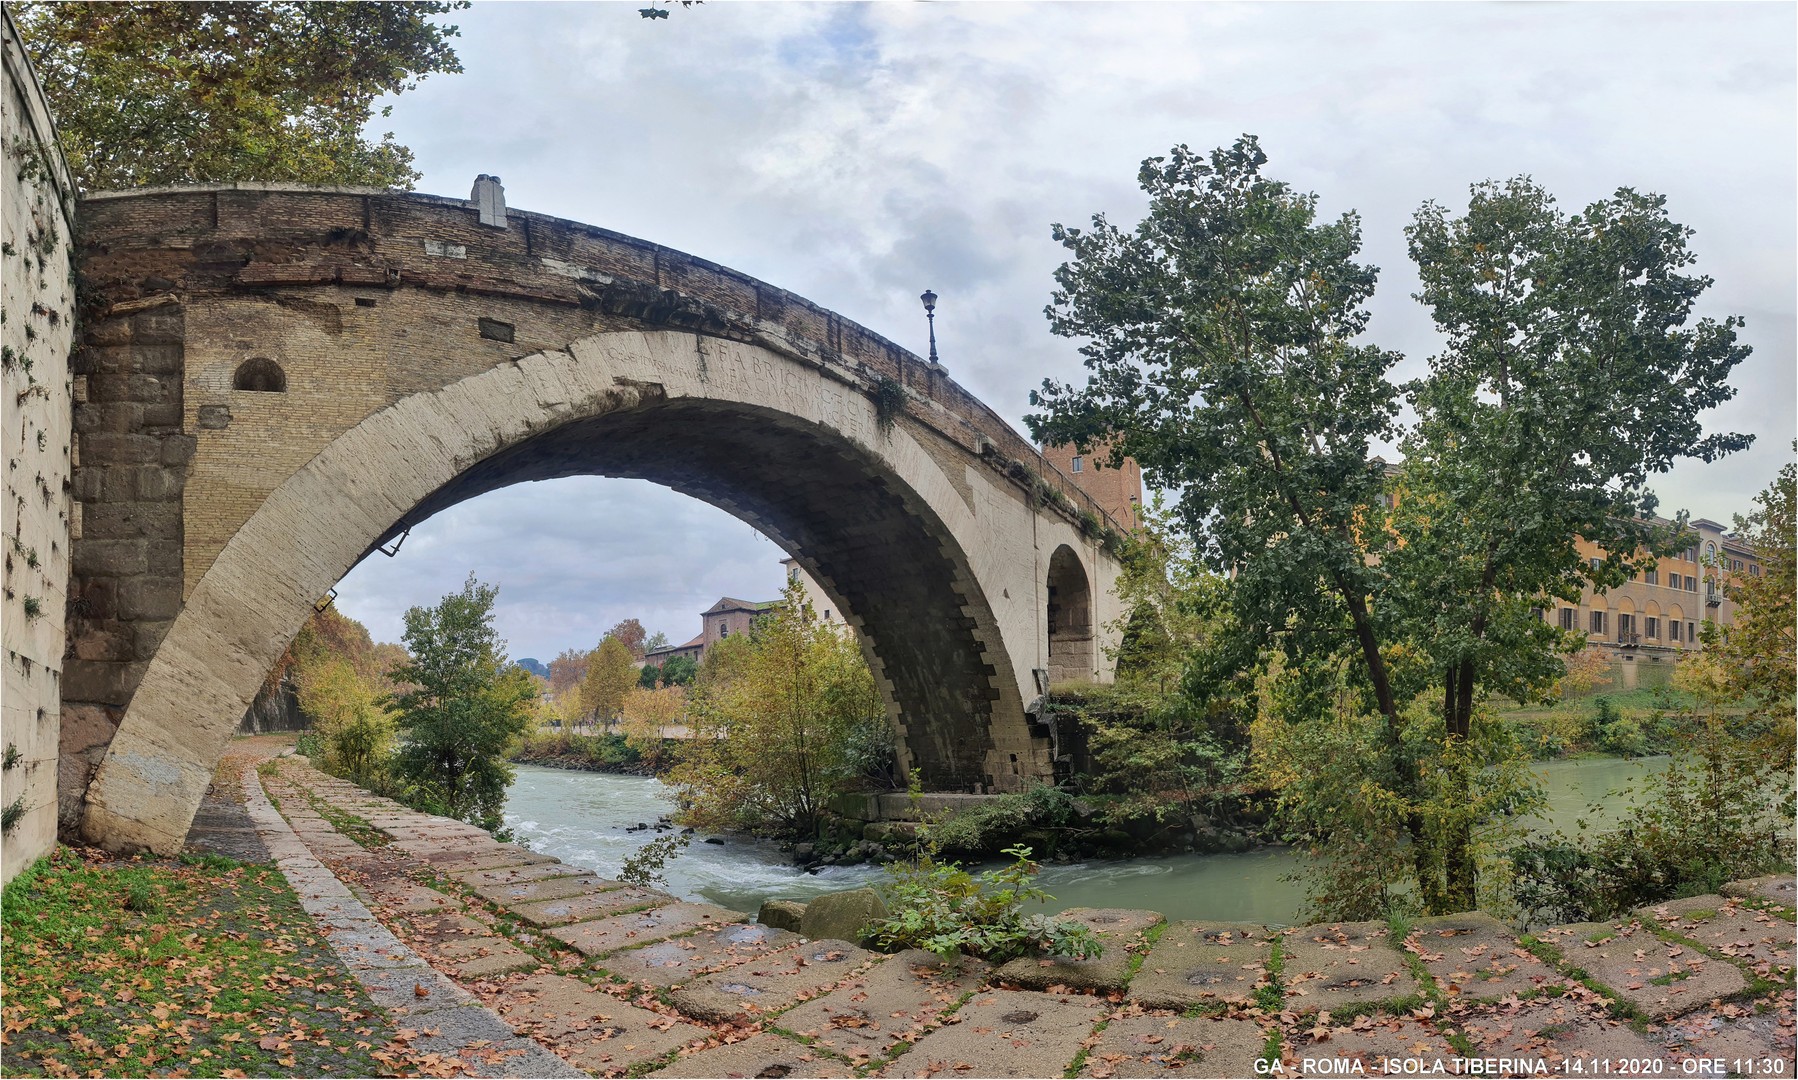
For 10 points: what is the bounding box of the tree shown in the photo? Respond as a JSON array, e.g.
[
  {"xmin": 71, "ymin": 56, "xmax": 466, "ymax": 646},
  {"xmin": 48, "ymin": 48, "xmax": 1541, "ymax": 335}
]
[
  {"xmin": 581, "ymin": 637, "xmax": 636, "ymax": 725},
  {"xmin": 667, "ymin": 579, "xmax": 888, "ymax": 839},
  {"xmin": 546, "ymin": 647, "xmax": 590, "ymax": 698},
  {"xmin": 1392, "ymin": 177, "xmax": 1752, "ymax": 907},
  {"xmin": 620, "ymin": 685, "xmax": 686, "ymax": 769},
  {"xmin": 12, "ymin": 1, "xmax": 466, "ymax": 192},
  {"xmin": 659, "ymin": 654, "xmax": 698, "ymax": 687},
  {"xmin": 605, "ymin": 619, "xmax": 649, "ymax": 660},
  {"xmin": 644, "ymin": 630, "xmax": 671, "ymax": 653},
  {"xmin": 638, "ymin": 662, "xmax": 663, "ymax": 689},
  {"xmin": 296, "ymin": 657, "xmax": 394, "ymax": 791},
  {"xmin": 1702, "ymin": 457, "xmax": 1795, "ymax": 736},
  {"xmin": 384, "ymin": 574, "xmax": 536, "ymax": 832},
  {"xmin": 1030, "ymin": 137, "xmax": 1749, "ymax": 915}
]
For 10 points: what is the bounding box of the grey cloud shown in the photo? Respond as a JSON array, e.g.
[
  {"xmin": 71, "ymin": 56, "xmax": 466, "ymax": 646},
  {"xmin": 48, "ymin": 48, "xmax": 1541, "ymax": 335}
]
[{"xmin": 331, "ymin": 2, "xmax": 1791, "ymax": 654}]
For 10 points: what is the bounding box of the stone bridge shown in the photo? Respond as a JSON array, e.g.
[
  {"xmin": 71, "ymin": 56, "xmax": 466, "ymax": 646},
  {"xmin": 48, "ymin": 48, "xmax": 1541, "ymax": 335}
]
[{"xmin": 64, "ymin": 182, "xmax": 1126, "ymax": 854}]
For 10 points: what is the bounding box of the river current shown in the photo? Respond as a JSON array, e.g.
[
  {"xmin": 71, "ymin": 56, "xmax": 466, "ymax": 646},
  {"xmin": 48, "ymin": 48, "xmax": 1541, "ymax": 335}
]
[{"xmin": 500, "ymin": 756, "xmax": 1669, "ymax": 926}]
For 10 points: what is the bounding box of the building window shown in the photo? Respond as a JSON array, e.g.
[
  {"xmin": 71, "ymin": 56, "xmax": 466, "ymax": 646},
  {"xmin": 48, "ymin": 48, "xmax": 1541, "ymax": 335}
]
[
  {"xmin": 1688, "ymin": 620, "xmax": 1696, "ymax": 641},
  {"xmin": 1645, "ymin": 617, "xmax": 1658, "ymax": 639},
  {"xmin": 824, "ymin": 609, "xmax": 832, "ymax": 621},
  {"xmin": 1686, "ymin": 575, "xmax": 1697, "ymax": 591},
  {"xmin": 719, "ymin": 626, "xmax": 728, "ymax": 638},
  {"xmin": 1071, "ymin": 456, "xmax": 1084, "ymax": 473},
  {"xmin": 1589, "ymin": 610, "xmax": 1607, "ymax": 636},
  {"xmin": 1559, "ymin": 608, "xmax": 1577, "ymax": 631},
  {"xmin": 1705, "ymin": 541, "xmax": 1717, "ymax": 562},
  {"xmin": 1670, "ymin": 620, "xmax": 1681, "ymax": 642},
  {"xmin": 1618, "ymin": 613, "xmax": 1635, "ymax": 639},
  {"xmin": 1733, "ymin": 559, "xmax": 1744, "ymax": 571},
  {"xmin": 1589, "ymin": 556, "xmax": 1602, "ymax": 572},
  {"xmin": 1749, "ymin": 564, "xmax": 1760, "ymax": 577},
  {"xmin": 1645, "ymin": 569, "xmax": 1658, "ymax": 586}
]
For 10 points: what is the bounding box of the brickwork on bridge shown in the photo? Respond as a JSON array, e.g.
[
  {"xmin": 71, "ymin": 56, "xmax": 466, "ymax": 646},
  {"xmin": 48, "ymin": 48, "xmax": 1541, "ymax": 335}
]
[{"xmin": 67, "ymin": 185, "xmax": 1126, "ymax": 853}]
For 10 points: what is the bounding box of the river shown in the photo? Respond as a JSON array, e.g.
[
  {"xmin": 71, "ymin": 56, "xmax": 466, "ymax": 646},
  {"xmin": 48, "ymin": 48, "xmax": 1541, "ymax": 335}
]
[{"xmin": 500, "ymin": 755, "xmax": 1670, "ymax": 926}]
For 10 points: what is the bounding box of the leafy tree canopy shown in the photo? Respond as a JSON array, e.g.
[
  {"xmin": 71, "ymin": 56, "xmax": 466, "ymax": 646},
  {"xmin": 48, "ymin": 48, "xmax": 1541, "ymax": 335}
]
[
  {"xmin": 582, "ymin": 636, "xmax": 637, "ymax": 722},
  {"xmin": 1029, "ymin": 136, "xmax": 1751, "ymax": 916},
  {"xmin": 385, "ymin": 574, "xmax": 535, "ymax": 832},
  {"xmin": 13, "ymin": 1, "xmax": 467, "ymax": 191}
]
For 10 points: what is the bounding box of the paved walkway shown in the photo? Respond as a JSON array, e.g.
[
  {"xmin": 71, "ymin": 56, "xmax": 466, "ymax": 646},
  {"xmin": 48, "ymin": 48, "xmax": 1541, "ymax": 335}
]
[{"xmin": 245, "ymin": 752, "xmax": 1796, "ymax": 1078}]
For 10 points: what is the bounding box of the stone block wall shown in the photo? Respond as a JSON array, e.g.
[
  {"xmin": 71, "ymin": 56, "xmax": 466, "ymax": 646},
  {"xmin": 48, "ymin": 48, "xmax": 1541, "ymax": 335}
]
[
  {"xmin": 59, "ymin": 298, "xmax": 193, "ymax": 831},
  {"xmin": 2, "ymin": 10, "xmax": 77, "ymax": 882}
]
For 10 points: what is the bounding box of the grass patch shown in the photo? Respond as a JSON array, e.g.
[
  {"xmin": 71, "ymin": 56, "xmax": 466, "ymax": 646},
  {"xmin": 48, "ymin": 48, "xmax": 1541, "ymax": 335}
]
[{"xmin": 0, "ymin": 845, "xmax": 403, "ymax": 1077}]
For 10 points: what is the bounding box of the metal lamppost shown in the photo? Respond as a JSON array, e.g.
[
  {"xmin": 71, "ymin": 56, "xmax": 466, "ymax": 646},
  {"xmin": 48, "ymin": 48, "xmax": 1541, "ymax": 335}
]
[{"xmin": 919, "ymin": 289, "xmax": 940, "ymax": 366}]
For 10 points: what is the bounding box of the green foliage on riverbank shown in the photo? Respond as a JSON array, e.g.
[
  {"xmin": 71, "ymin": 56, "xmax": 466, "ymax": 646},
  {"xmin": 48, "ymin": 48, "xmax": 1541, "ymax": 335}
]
[
  {"xmin": 667, "ymin": 579, "xmax": 891, "ymax": 841},
  {"xmin": 512, "ymin": 728, "xmax": 646, "ymax": 772},
  {"xmin": 872, "ymin": 844, "xmax": 1100, "ymax": 963},
  {"xmin": 0, "ymin": 847, "xmax": 403, "ymax": 1077},
  {"xmin": 1507, "ymin": 652, "xmax": 1795, "ymax": 927}
]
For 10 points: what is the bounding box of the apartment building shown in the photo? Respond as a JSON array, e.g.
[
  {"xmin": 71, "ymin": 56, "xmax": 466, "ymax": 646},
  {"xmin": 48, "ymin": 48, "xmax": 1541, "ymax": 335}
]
[{"xmin": 1545, "ymin": 516, "xmax": 1760, "ymax": 685}]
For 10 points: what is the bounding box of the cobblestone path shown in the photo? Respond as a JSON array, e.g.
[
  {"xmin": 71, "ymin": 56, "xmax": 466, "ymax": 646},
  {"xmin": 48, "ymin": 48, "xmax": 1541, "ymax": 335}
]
[{"xmin": 250, "ymin": 753, "xmax": 1796, "ymax": 1078}]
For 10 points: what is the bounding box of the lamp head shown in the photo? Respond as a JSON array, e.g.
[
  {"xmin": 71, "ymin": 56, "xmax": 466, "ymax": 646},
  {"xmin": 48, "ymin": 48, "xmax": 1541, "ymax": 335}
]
[{"xmin": 920, "ymin": 289, "xmax": 937, "ymax": 315}]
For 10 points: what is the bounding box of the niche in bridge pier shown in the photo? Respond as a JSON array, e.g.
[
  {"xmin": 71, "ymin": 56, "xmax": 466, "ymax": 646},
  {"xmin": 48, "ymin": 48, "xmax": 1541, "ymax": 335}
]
[
  {"xmin": 1046, "ymin": 544, "xmax": 1093, "ymax": 685},
  {"xmin": 232, "ymin": 357, "xmax": 286, "ymax": 393}
]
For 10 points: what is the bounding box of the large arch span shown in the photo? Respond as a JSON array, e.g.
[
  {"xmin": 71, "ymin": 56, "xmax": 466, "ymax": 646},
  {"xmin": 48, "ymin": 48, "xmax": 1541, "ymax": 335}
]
[{"xmin": 65, "ymin": 185, "xmax": 1124, "ymax": 853}]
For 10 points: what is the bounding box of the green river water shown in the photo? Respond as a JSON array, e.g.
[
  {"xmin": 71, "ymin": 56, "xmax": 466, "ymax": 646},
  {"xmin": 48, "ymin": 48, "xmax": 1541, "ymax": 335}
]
[{"xmin": 500, "ymin": 755, "xmax": 1670, "ymax": 926}]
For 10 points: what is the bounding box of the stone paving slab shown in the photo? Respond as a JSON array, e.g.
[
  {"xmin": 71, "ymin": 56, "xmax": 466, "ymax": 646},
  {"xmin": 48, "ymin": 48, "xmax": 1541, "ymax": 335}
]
[
  {"xmin": 776, "ymin": 949, "xmax": 990, "ymax": 1063},
  {"xmin": 993, "ymin": 907, "xmax": 1165, "ymax": 992},
  {"xmin": 1662, "ymin": 993, "xmax": 1798, "ymax": 1073},
  {"xmin": 669, "ymin": 940, "xmax": 874, "ymax": 1025},
  {"xmin": 878, "ymin": 989, "xmax": 1108, "ymax": 1079},
  {"xmin": 551, "ymin": 903, "xmax": 746, "ymax": 958},
  {"xmin": 1280, "ymin": 1015, "xmax": 1458, "ymax": 1078},
  {"xmin": 419, "ymin": 845, "xmax": 560, "ymax": 873},
  {"xmin": 601, "ymin": 923, "xmax": 800, "ymax": 988},
  {"xmin": 366, "ymin": 879, "xmax": 459, "ymax": 914},
  {"xmin": 1456, "ymin": 994, "xmax": 1679, "ymax": 1074},
  {"xmin": 510, "ymin": 884, "xmax": 669, "ymax": 927},
  {"xmin": 646, "ymin": 1033, "xmax": 857, "ymax": 1078},
  {"xmin": 1077, "ymin": 1011, "xmax": 1269, "ymax": 1079},
  {"xmin": 1540, "ymin": 921, "xmax": 1747, "ymax": 1019},
  {"xmin": 1280, "ymin": 921, "xmax": 1418, "ymax": 1012},
  {"xmin": 1404, "ymin": 912, "xmax": 1568, "ymax": 1001},
  {"xmin": 247, "ymin": 761, "xmax": 582, "ymax": 1078},
  {"xmin": 1130, "ymin": 921, "xmax": 1274, "ymax": 1010},
  {"xmin": 433, "ymin": 936, "xmax": 539, "ymax": 979},
  {"xmin": 454, "ymin": 860, "xmax": 597, "ymax": 890},
  {"xmin": 491, "ymin": 973, "xmax": 711, "ymax": 1073},
  {"xmin": 1642, "ymin": 895, "xmax": 1797, "ymax": 981},
  {"xmin": 1724, "ymin": 876, "xmax": 1798, "ymax": 909},
  {"xmin": 471, "ymin": 873, "xmax": 638, "ymax": 908}
]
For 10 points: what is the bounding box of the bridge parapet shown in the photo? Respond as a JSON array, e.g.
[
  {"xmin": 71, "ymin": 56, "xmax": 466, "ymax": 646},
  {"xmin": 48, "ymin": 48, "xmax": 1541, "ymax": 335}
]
[{"xmin": 77, "ymin": 184, "xmax": 1123, "ymax": 542}]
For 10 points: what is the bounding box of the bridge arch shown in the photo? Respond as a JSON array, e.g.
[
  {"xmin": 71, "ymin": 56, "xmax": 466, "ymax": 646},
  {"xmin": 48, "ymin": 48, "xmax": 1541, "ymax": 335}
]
[
  {"xmin": 83, "ymin": 331, "xmax": 1058, "ymax": 851},
  {"xmin": 1045, "ymin": 544, "xmax": 1095, "ymax": 685},
  {"xmin": 68, "ymin": 185, "xmax": 1126, "ymax": 853}
]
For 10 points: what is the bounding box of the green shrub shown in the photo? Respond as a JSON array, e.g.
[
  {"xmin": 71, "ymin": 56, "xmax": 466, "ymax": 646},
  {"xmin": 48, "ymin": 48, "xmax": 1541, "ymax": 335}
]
[
  {"xmin": 870, "ymin": 845, "xmax": 1101, "ymax": 963},
  {"xmin": 929, "ymin": 785, "xmax": 1078, "ymax": 855}
]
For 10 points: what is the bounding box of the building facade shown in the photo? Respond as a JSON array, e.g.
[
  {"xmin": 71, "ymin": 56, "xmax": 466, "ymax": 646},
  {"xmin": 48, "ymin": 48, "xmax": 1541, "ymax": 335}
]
[
  {"xmin": 1543, "ymin": 516, "xmax": 1759, "ymax": 686},
  {"xmin": 1040, "ymin": 440, "xmax": 1144, "ymax": 532},
  {"xmin": 642, "ymin": 560, "xmax": 839, "ymax": 669}
]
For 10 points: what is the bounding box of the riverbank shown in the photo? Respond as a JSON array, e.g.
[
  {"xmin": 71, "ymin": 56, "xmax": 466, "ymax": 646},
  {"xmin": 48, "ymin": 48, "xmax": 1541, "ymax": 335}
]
[
  {"xmin": 509, "ymin": 730, "xmax": 660, "ymax": 776},
  {"xmin": 180, "ymin": 748, "xmax": 1798, "ymax": 1077}
]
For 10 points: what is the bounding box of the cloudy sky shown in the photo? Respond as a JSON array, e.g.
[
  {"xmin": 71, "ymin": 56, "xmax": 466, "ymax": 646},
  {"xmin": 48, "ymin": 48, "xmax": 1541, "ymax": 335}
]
[{"xmin": 332, "ymin": 1, "xmax": 1797, "ymax": 662}]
